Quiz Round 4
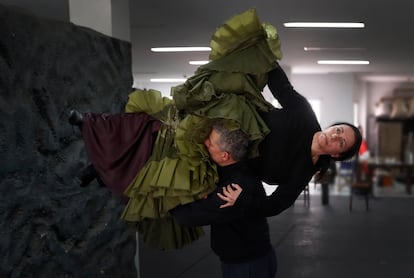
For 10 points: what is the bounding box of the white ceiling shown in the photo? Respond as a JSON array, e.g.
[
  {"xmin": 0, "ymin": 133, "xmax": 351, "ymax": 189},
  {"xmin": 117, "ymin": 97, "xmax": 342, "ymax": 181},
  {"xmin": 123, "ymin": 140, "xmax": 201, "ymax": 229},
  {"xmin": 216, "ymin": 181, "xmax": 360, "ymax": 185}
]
[
  {"xmin": 3, "ymin": 0, "xmax": 414, "ymax": 83},
  {"xmin": 129, "ymin": 0, "xmax": 414, "ymax": 83}
]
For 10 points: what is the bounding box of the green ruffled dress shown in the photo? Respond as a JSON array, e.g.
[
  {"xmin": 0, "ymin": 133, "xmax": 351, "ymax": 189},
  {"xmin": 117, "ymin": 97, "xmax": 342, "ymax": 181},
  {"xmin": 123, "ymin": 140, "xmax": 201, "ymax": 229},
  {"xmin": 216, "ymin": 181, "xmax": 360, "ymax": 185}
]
[{"xmin": 121, "ymin": 8, "xmax": 282, "ymax": 249}]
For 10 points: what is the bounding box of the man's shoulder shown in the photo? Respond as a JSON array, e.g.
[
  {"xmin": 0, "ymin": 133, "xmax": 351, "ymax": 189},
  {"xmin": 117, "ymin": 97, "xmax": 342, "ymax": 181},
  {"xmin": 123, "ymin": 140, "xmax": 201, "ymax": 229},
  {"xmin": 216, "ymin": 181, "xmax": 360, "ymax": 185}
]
[{"xmin": 230, "ymin": 162, "xmax": 263, "ymax": 192}]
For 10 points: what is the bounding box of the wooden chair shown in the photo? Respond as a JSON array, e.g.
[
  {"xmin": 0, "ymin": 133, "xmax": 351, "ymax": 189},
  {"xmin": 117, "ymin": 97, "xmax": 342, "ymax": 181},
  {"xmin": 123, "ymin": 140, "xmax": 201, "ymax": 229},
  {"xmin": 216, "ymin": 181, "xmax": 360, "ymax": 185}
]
[{"xmin": 349, "ymin": 154, "xmax": 372, "ymax": 211}]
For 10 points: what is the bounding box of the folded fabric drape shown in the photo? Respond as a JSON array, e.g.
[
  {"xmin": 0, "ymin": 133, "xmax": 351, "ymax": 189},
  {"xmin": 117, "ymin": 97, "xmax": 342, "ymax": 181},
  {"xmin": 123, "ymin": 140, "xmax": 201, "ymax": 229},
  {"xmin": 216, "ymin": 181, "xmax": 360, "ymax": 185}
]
[{"xmin": 121, "ymin": 8, "xmax": 283, "ymax": 249}]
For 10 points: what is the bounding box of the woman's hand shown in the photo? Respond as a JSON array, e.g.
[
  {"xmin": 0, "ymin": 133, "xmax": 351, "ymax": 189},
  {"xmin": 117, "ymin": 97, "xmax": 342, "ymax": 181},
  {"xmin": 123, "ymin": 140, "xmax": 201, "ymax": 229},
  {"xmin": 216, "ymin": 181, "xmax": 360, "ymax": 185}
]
[{"xmin": 217, "ymin": 183, "xmax": 242, "ymax": 208}]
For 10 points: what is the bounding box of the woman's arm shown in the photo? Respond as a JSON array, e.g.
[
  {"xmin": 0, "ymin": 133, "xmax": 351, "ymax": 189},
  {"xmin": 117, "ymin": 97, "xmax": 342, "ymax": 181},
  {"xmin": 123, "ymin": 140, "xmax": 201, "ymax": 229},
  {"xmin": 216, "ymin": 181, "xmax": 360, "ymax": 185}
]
[
  {"xmin": 267, "ymin": 66, "xmax": 293, "ymax": 102},
  {"xmin": 219, "ymin": 180, "xmax": 304, "ymax": 217},
  {"xmin": 267, "ymin": 66, "xmax": 307, "ymax": 110},
  {"xmin": 219, "ymin": 162, "xmax": 313, "ymax": 217},
  {"xmin": 171, "ymin": 184, "xmax": 247, "ymax": 227}
]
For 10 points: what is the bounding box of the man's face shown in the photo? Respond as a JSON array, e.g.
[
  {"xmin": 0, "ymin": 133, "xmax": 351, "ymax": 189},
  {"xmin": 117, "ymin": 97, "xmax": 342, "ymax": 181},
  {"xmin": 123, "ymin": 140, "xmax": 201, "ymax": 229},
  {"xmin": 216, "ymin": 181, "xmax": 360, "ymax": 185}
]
[
  {"xmin": 204, "ymin": 129, "xmax": 225, "ymax": 164},
  {"xmin": 318, "ymin": 124, "xmax": 355, "ymax": 157}
]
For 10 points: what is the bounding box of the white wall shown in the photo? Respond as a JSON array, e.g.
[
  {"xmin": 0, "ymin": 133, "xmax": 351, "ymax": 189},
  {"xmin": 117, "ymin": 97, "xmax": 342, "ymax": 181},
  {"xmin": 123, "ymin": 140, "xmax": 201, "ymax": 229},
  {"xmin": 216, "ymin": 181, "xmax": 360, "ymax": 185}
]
[
  {"xmin": 292, "ymin": 73, "xmax": 355, "ymax": 129},
  {"xmin": 110, "ymin": 0, "xmax": 130, "ymax": 41},
  {"xmin": 69, "ymin": 0, "xmax": 112, "ymax": 37},
  {"xmin": 69, "ymin": 0, "xmax": 130, "ymax": 41}
]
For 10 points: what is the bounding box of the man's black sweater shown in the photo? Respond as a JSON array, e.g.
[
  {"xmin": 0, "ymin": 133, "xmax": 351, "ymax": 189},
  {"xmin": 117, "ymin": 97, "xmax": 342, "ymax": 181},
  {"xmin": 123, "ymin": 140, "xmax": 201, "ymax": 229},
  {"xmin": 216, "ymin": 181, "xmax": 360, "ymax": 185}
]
[{"xmin": 171, "ymin": 161, "xmax": 271, "ymax": 263}]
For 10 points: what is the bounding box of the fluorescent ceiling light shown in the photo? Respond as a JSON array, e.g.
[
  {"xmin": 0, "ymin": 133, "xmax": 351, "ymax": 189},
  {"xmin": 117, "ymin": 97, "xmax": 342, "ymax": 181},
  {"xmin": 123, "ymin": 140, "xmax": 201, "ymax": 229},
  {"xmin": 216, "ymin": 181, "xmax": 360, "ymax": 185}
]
[
  {"xmin": 150, "ymin": 78, "xmax": 187, "ymax": 83},
  {"xmin": 304, "ymin": 47, "xmax": 366, "ymax": 51},
  {"xmin": 317, "ymin": 60, "xmax": 370, "ymax": 65},
  {"xmin": 151, "ymin": 47, "xmax": 211, "ymax": 52},
  {"xmin": 284, "ymin": 22, "xmax": 364, "ymax": 28},
  {"xmin": 189, "ymin": 60, "xmax": 209, "ymax": 65}
]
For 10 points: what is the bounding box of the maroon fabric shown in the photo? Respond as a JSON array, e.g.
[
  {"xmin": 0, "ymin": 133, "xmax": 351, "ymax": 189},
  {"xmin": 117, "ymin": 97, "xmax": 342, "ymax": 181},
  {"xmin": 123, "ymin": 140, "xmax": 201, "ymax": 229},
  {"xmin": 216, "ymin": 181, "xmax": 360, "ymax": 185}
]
[{"xmin": 81, "ymin": 112, "xmax": 161, "ymax": 197}]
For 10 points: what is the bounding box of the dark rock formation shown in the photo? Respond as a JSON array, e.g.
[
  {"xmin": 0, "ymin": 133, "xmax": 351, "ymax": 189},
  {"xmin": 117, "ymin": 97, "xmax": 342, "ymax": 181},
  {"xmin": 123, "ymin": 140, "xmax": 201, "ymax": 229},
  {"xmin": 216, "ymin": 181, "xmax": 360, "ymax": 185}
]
[{"xmin": 0, "ymin": 4, "xmax": 137, "ymax": 277}]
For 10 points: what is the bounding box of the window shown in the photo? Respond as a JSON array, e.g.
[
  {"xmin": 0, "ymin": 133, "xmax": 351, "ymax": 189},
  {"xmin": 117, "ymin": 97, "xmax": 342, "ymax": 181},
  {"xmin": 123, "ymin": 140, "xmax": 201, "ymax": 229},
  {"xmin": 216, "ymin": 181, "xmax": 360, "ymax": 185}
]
[
  {"xmin": 354, "ymin": 102, "xmax": 359, "ymax": 127},
  {"xmin": 308, "ymin": 99, "xmax": 320, "ymax": 122}
]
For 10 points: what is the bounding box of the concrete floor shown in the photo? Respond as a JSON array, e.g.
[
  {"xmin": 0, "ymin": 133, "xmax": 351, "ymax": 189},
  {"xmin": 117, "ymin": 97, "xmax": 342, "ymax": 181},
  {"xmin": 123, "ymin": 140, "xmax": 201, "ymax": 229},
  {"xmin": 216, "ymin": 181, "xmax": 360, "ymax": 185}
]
[{"xmin": 137, "ymin": 186, "xmax": 414, "ymax": 278}]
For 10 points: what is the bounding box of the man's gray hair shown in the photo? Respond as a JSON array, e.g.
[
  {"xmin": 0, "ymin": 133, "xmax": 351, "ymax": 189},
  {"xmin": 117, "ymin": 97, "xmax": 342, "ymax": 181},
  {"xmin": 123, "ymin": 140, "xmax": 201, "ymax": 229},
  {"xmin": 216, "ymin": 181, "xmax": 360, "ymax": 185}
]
[{"xmin": 212, "ymin": 121, "xmax": 250, "ymax": 162}]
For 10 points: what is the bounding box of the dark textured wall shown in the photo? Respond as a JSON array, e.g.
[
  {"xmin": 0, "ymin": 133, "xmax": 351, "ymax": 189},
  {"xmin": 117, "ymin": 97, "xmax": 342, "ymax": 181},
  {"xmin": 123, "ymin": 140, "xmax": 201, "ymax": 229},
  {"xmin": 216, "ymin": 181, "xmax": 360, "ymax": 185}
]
[{"xmin": 0, "ymin": 5, "xmax": 137, "ymax": 277}]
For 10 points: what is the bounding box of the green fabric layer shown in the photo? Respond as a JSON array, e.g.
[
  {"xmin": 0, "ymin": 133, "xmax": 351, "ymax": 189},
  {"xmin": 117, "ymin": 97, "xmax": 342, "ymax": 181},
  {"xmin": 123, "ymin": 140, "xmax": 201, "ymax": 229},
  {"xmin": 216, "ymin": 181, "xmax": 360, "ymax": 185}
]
[
  {"xmin": 122, "ymin": 115, "xmax": 218, "ymax": 222},
  {"xmin": 121, "ymin": 8, "xmax": 283, "ymax": 250},
  {"xmin": 122, "ymin": 90, "xmax": 216, "ymax": 249},
  {"xmin": 136, "ymin": 217, "xmax": 205, "ymax": 250}
]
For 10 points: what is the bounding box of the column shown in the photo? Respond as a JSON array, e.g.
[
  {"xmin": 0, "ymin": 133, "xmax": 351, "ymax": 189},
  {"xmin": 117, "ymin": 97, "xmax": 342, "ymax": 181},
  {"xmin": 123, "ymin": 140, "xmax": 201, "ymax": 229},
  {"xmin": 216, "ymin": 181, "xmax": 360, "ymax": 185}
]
[{"xmin": 68, "ymin": 0, "xmax": 130, "ymax": 41}]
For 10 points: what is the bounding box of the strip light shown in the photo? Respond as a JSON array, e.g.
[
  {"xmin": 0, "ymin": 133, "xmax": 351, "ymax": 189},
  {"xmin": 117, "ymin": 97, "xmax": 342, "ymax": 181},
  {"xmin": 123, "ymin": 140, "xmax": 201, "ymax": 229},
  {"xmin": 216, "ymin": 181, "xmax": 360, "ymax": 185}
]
[
  {"xmin": 284, "ymin": 22, "xmax": 364, "ymax": 28},
  {"xmin": 317, "ymin": 60, "xmax": 370, "ymax": 65},
  {"xmin": 151, "ymin": 47, "xmax": 211, "ymax": 52},
  {"xmin": 189, "ymin": 60, "xmax": 209, "ymax": 65},
  {"xmin": 304, "ymin": 47, "xmax": 366, "ymax": 51},
  {"xmin": 150, "ymin": 78, "xmax": 187, "ymax": 83}
]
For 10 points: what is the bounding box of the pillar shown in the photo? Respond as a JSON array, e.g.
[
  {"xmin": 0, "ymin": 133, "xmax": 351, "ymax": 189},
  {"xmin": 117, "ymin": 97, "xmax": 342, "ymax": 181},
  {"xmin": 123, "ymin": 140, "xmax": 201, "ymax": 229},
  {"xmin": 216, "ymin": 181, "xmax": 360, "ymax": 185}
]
[{"xmin": 68, "ymin": 0, "xmax": 130, "ymax": 41}]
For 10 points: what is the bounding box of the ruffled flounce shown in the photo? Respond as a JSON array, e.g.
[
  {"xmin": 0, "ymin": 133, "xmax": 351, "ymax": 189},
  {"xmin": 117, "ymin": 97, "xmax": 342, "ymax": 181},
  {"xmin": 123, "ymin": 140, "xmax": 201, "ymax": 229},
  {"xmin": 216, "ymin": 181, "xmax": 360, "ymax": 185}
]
[
  {"xmin": 208, "ymin": 8, "xmax": 282, "ymax": 64},
  {"xmin": 172, "ymin": 8, "xmax": 282, "ymax": 156},
  {"xmin": 136, "ymin": 217, "xmax": 205, "ymax": 250},
  {"xmin": 121, "ymin": 8, "xmax": 282, "ymax": 249},
  {"xmin": 121, "ymin": 111, "xmax": 217, "ymax": 249}
]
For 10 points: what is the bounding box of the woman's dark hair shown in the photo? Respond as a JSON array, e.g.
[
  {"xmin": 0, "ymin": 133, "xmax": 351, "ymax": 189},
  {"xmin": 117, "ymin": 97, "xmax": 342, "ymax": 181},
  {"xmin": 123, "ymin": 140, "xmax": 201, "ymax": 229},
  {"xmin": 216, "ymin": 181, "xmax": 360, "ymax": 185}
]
[{"xmin": 330, "ymin": 122, "xmax": 362, "ymax": 161}]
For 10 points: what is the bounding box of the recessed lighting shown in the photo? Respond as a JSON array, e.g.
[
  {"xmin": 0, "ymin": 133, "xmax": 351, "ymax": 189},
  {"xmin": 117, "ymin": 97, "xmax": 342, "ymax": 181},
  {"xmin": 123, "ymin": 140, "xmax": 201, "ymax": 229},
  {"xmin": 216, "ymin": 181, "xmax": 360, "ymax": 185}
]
[
  {"xmin": 284, "ymin": 22, "xmax": 364, "ymax": 28},
  {"xmin": 189, "ymin": 60, "xmax": 210, "ymax": 65},
  {"xmin": 150, "ymin": 78, "xmax": 187, "ymax": 83},
  {"xmin": 317, "ymin": 60, "xmax": 370, "ymax": 65},
  {"xmin": 151, "ymin": 47, "xmax": 211, "ymax": 52}
]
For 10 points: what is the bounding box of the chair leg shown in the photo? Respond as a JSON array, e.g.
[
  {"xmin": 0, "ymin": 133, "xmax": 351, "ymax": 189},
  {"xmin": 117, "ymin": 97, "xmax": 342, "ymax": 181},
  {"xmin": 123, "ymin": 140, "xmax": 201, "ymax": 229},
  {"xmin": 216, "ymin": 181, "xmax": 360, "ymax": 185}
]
[
  {"xmin": 338, "ymin": 178, "xmax": 342, "ymax": 191},
  {"xmin": 304, "ymin": 186, "xmax": 310, "ymax": 207}
]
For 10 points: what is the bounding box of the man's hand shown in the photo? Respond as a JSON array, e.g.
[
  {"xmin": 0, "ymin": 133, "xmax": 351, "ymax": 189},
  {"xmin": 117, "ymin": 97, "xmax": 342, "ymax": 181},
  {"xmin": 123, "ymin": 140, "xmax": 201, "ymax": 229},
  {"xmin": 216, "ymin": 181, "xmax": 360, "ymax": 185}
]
[{"xmin": 217, "ymin": 183, "xmax": 242, "ymax": 208}]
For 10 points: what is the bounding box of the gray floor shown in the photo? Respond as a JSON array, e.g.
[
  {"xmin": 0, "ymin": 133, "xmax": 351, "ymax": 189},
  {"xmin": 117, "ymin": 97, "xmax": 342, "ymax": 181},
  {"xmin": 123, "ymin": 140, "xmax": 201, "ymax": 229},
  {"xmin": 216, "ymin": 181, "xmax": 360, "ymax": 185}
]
[{"xmin": 138, "ymin": 187, "xmax": 414, "ymax": 278}]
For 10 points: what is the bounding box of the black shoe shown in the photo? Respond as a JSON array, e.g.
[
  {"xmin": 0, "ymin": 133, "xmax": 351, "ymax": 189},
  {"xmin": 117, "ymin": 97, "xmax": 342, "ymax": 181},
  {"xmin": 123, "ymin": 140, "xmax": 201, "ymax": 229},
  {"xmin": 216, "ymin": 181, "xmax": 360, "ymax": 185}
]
[
  {"xmin": 69, "ymin": 109, "xmax": 84, "ymax": 126},
  {"xmin": 76, "ymin": 164, "xmax": 98, "ymax": 187}
]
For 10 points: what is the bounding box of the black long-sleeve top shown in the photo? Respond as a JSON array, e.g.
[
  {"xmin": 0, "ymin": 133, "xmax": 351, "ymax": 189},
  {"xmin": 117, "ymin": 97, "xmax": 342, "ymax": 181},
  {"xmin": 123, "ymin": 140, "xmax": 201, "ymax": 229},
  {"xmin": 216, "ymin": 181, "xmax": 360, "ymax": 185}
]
[
  {"xmin": 242, "ymin": 66, "xmax": 330, "ymax": 217},
  {"xmin": 171, "ymin": 161, "xmax": 271, "ymax": 264}
]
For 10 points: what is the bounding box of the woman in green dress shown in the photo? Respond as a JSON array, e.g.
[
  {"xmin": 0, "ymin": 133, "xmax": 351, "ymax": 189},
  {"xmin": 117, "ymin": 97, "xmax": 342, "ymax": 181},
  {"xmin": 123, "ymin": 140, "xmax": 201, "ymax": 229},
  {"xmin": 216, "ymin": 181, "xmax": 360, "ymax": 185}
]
[{"xmin": 72, "ymin": 8, "xmax": 282, "ymax": 249}]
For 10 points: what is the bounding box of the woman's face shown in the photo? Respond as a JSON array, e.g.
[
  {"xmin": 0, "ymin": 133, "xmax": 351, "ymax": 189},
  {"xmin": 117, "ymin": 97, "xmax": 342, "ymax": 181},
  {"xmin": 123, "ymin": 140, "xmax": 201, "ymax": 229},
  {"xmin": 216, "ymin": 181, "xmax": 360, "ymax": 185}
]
[{"xmin": 318, "ymin": 124, "xmax": 356, "ymax": 157}]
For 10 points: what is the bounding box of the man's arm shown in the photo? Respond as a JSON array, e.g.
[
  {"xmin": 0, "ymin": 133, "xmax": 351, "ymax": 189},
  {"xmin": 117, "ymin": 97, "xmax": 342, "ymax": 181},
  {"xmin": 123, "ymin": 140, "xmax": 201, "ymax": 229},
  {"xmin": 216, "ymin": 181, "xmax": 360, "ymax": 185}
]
[
  {"xmin": 220, "ymin": 164, "xmax": 311, "ymax": 217},
  {"xmin": 171, "ymin": 185, "xmax": 246, "ymax": 227},
  {"xmin": 228, "ymin": 182, "xmax": 304, "ymax": 217}
]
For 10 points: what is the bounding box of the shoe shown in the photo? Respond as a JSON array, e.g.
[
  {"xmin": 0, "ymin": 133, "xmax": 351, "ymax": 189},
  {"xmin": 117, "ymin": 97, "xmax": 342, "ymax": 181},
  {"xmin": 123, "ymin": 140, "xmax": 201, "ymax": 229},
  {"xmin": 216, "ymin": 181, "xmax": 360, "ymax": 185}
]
[
  {"xmin": 68, "ymin": 109, "xmax": 83, "ymax": 126},
  {"xmin": 76, "ymin": 164, "xmax": 97, "ymax": 187}
]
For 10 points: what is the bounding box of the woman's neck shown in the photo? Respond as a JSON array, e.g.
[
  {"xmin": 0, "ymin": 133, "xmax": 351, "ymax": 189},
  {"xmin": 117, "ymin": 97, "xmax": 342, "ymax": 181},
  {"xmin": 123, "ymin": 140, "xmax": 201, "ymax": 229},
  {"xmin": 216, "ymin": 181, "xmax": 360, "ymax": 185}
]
[{"xmin": 311, "ymin": 132, "xmax": 323, "ymax": 164}]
